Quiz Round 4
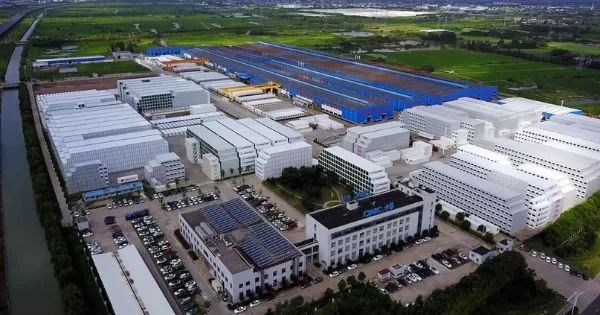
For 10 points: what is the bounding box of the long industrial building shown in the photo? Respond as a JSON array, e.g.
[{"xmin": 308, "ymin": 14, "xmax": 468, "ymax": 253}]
[
  {"xmin": 318, "ymin": 146, "xmax": 391, "ymax": 195},
  {"xmin": 341, "ymin": 122, "xmax": 409, "ymax": 157},
  {"xmin": 186, "ymin": 118, "xmax": 308, "ymax": 180},
  {"xmin": 476, "ymin": 137, "xmax": 600, "ymax": 199},
  {"xmin": 118, "ymin": 76, "xmax": 211, "ymax": 113},
  {"xmin": 410, "ymin": 161, "xmax": 529, "ymax": 233},
  {"xmin": 186, "ymin": 42, "xmax": 497, "ymax": 123},
  {"xmin": 450, "ymin": 146, "xmax": 566, "ymax": 229},
  {"xmin": 515, "ymin": 121, "xmax": 600, "ymax": 154},
  {"xmin": 255, "ymin": 142, "xmax": 312, "ymax": 180},
  {"xmin": 38, "ymin": 90, "xmax": 169, "ymax": 193}
]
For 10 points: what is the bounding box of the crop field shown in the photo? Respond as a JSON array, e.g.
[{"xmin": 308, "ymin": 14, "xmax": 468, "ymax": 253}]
[
  {"xmin": 368, "ymin": 50, "xmax": 600, "ymax": 104},
  {"xmin": 523, "ymin": 41, "xmax": 600, "ymax": 56}
]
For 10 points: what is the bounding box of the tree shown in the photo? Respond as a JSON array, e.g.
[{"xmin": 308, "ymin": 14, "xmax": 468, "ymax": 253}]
[
  {"xmin": 484, "ymin": 232, "xmax": 495, "ymax": 244},
  {"xmin": 347, "ymin": 275, "xmax": 358, "ymax": 288},
  {"xmin": 229, "ymin": 168, "xmax": 234, "ymax": 176},
  {"xmin": 406, "ymin": 236, "xmax": 415, "ymax": 244},
  {"xmin": 324, "ymin": 288, "xmax": 334, "ymax": 300},
  {"xmin": 460, "ymin": 219, "xmax": 471, "ymax": 231},
  {"xmin": 420, "ymin": 64, "xmax": 435, "ymax": 73},
  {"xmin": 440, "ymin": 211, "xmax": 450, "ymax": 221},
  {"xmin": 435, "ymin": 203, "xmax": 443, "ymax": 214},
  {"xmin": 358, "ymin": 271, "xmax": 366, "ymax": 282},
  {"xmin": 422, "ymin": 229, "xmax": 430, "ymax": 237},
  {"xmin": 477, "ymin": 225, "xmax": 487, "ymax": 233},
  {"xmin": 337, "ymin": 279, "xmax": 347, "ymax": 293},
  {"xmin": 174, "ymin": 178, "xmax": 180, "ymax": 187},
  {"xmin": 456, "ymin": 212, "xmax": 465, "ymax": 222},
  {"xmin": 584, "ymin": 230, "xmax": 597, "ymax": 249}
]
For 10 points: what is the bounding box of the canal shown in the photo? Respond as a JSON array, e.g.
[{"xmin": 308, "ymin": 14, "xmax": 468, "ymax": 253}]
[{"xmin": 1, "ymin": 13, "xmax": 63, "ymax": 315}]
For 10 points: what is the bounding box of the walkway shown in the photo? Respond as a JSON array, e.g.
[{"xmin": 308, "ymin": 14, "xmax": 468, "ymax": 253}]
[{"xmin": 26, "ymin": 82, "xmax": 71, "ymax": 226}]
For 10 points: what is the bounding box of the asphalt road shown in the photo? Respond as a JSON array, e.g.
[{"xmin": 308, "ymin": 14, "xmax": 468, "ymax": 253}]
[{"xmin": 583, "ymin": 295, "xmax": 600, "ymax": 315}]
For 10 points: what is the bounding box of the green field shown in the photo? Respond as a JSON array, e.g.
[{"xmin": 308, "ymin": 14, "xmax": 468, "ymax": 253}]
[
  {"xmin": 367, "ymin": 49, "xmax": 600, "ymax": 105},
  {"xmin": 263, "ymin": 181, "xmax": 342, "ymax": 213},
  {"xmin": 31, "ymin": 60, "xmax": 150, "ymax": 81},
  {"xmin": 523, "ymin": 41, "xmax": 600, "ymax": 56}
]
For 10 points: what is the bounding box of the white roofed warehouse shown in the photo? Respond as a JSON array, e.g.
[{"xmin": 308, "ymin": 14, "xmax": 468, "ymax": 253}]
[
  {"xmin": 318, "ymin": 146, "xmax": 391, "ymax": 196},
  {"xmin": 118, "ymin": 76, "xmax": 210, "ymax": 113},
  {"xmin": 37, "ymin": 90, "xmax": 169, "ymax": 193}
]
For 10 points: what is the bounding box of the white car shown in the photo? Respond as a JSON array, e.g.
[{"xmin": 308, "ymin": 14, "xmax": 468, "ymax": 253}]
[
  {"xmin": 347, "ymin": 264, "xmax": 358, "ymax": 270},
  {"xmin": 558, "ymin": 263, "xmax": 563, "ymax": 269},
  {"xmin": 532, "ymin": 251, "xmax": 537, "ymax": 257},
  {"xmin": 234, "ymin": 306, "xmax": 246, "ymax": 314},
  {"xmin": 415, "ymin": 239, "xmax": 424, "ymax": 245},
  {"xmin": 458, "ymin": 252, "xmax": 467, "ymax": 260},
  {"xmin": 373, "ymin": 254, "xmax": 383, "ymax": 261},
  {"xmin": 329, "ymin": 271, "xmax": 340, "ymax": 278},
  {"xmin": 423, "ymin": 236, "xmax": 431, "ymax": 242},
  {"xmin": 540, "ymin": 252, "xmax": 546, "ymax": 259},
  {"xmin": 378, "ymin": 288, "xmax": 388, "ymax": 294},
  {"xmin": 565, "ymin": 265, "xmax": 571, "ymax": 272},
  {"xmin": 442, "ymin": 260, "xmax": 452, "ymax": 269},
  {"xmin": 429, "ymin": 266, "xmax": 440, "ymax": 275},
  {"xmin": 546, "ymin": 257, "xmax": 551, "ymax": 263},
  {"xmin": 249, "ymin": 300, "xmax": 260, "ymax": 307},
  {"xmin": 551, "ymin": 257, "xmax": 557, "ymax": 264},
  {"xmin": 106, "ymin": 204, "xmax": 112, "ymax": 209}
]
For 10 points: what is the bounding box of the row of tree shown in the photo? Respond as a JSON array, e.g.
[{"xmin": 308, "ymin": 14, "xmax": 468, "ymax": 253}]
[
  {"xmin": 541, "ymin": 190, "xmax": 600, "ymax": 258},
  {"xmin": 266, "ymin": 251, "xmax": 557, "ymax": 315},
  {"xmin": 436, "ymin": 205, "xmax": 495, "ymax": 244},
  {"xmin": 18, "ymin": 84, "xmax": 92, "ymax": 315}
]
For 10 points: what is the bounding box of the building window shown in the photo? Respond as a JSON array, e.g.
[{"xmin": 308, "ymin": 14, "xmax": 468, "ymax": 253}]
[
  {"xmin": 273, "ymin": 271, "xmax": 277, "ymax": 276},
  {"xmin": 299, "ymin": 261, "xmax": 303, "ymax": 267},
  {"xmin": 273, "ymin": 279, "xmax": 278, "ymax": 286},
  {"xmin": 264, "ymin": 274, "xmax": 269, "ymax": 280},
  {"xmin": 255, "ymin": 277, "xmax": 259, "ymax": 283},
  {"xmin": 246, "ymin": 281, "xmax": 250, "ymax": 286},
  {"xmin": 239, "ymin": 284, "xmax": 243, "ymax": 289},
  {"xmin": 282, "ymin": 268, "xmax": 286, "ymax": 274}
]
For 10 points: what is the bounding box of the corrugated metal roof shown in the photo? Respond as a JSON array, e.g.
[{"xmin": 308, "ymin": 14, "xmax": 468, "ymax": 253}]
[
  {"xmin": 202, "ymin": 121, "xmax": 253, "ymax": 149},
  {"xmin": 187, "ymin": 125, "xmax": 235, "ymax": 151},
  {"xmin": 238, "ymin": 118, "xmax": 287, "ymax": 143},
  {"xmin": 216, "ymin": 117, "xmax": 270, "ymax": 146},
  {"xmin": 256, "ymin": 117, "xmax": 303, "ymax": 140}
]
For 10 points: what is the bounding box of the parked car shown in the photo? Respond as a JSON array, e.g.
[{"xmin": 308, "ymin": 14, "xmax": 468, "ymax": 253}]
[
  {"xmin": 313, "ymin": 277, "xmax": 323, "ymax": 284},
  {"xmin": 164, "ymin": 273, "xmax": 177, "ymax": 281},
  {"xmin": 249, "ymin": 300, "xmax": 260, "ymax": 307},
  {"xmin": 329, "ymin": 271, "xmax": 340, "ymax": 278},
  {"xmin": 174, "ymin": 288, "xmax": 188, "ymax": 298},
  {"xmin": 373, "ymin": 255, "xmax": 383, "ymax": 261},
  {"xmin": 234, "ymin": 306, "xmax": 246, "ymax": 314},
  {"xmin": 347, "ymin": 264, "xmax": 358, "ymax": 270},
  {"xmin": 300, "ymin": 282, "xmax": 312, "ymax": 289},
  {"xmin": 531, "ymin": 251, "xmax": 537, "ymax": 257},
  {"xmin": 429, "ymin": 266, "xmax": 440, "ymax": 275}
]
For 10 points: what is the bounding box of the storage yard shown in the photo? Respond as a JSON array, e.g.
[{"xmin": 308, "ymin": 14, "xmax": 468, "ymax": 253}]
[{"xmin": 186, "ymin": 42, "xmax": 498, "ymax": 123}]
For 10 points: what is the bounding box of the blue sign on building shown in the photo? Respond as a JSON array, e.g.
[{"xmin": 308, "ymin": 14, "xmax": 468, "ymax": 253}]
[
  {"xmin": 341, "ymin": 189, "xmax": 370, "ymax": 203},
  {"xmin": 363, "ymin": 201, "xmax": 396, "ymax": 218}
]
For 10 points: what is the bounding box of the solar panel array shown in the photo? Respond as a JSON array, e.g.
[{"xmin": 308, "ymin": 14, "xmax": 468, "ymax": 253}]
[
  {"xmin": 202, "ymin": 203, "xmax": 238, "ymax": 233},
  {"xmin": 239, "ymin": 222, "xmax": 302, "ymax": 269},
  {"xmin": 222, "ymin": 198, "xmax": 262, "ymax": 226}
]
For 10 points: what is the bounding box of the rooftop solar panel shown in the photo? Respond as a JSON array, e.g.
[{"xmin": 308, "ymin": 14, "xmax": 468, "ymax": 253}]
[
  {"xmin": 201, "ymin": 204, "xmax": 238, "ymax": 233},
  {"xmin": 222, "ymin": 199, "xmax": 262, "ymax": 226}
]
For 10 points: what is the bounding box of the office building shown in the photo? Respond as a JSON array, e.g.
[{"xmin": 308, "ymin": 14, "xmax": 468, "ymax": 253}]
[
  {"xmin": 305, "ymin": 186, "xmax": 435, "ymax": 267},
  {"xmin": 179, "ymin": 199, "xmax": 305, "ymax": 303},
  {"xmin": 476, "ymin": 137, "xmax": 600, "ymax": 199},
  {"xmin": 118, "ymin": 76, "xmax": 210, "ymax": 113},
  {"xmin": 318, "ymin": 146, "xmax": 391, "ymax": 195},
  {"xmin": 144, "ymin": 152, "xmax": 185, "ymax": 187},
  {"xmin": 410, "ymin": 161, "xmax": 529, "ymax": 233},
  {"xmin": 255, "ymin": 142, "xmax": 312, "ymax": 180},
  {"xmin": 515, "ymin": 121, "xmax": 600, "ymax": 153}
]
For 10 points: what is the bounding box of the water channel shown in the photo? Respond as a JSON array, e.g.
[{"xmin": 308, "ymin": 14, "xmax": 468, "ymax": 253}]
[{"xmin": 1, "ymin": 14, "xmax": 63, "ymax": 315}]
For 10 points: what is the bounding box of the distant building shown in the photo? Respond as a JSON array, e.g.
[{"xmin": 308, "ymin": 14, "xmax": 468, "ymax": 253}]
[
  {"xmin": 497, "ymin": 239, "xmax": 513, "ymax": 253},
  {"xmin": 144, "ymin": 152, "xmax": 185, "ymax": 187},
  {"xmin": 33, "ymin": 55, "xmax": 108, "ymax": 68},
  {"xmin": 469, "ymin": 246, "xmax": 492, "ymax": 264},
  {"xmin": 255, "ymin": 142, "xmax": 312, "ymax": 180},
  {"xmin": 112, "ymin": 51, "xmax": 134, "ymax": 60}
]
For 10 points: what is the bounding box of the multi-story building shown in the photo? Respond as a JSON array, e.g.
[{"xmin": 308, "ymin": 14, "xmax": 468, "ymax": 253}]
[
  {"xmin": 255, "ymin": 117, "xmax": 304, "ymax": 143},
  {"xmin": 341, "ymin": 121, "xmax": 406, "ymax": 152},
  {"xmin": 118, "ymin": 76, "xmax": 210, "ymax": 113},
  {"xmin": 549, "ymin": 114, "xmax": 600, "ymax": 133},
  {"xmin": 255, "ymin": 142, "xmax": 312, "ymax": 180},
  {"xmin": 305, "ymin": 186, "xmax": 435, "ymax": 267},
  {"xmin": 144, "ymin": 152, "xmax": 185, "ymax": 187},
  {"xmin": 203, "ymin": 121, "xmax": 257, "ymax": 174},
  {"xmin": 38, "ymin": 90, "xmax": 169, "ymax": 193},
  {"xmin": 515, "ymin": 121, "xmax": 600, "ymax": 153},
  {"xmin": 351, "ymin": 127, "xmax": 410, "ymax": 157},
  {"xmin": 237, "ymin": 118, "xmax": 288, "ymax": 146},
  {"xmin": 476, "ymin": 137, "xmax": 600, "ymax": 199},
  {"xmin": 318, "ymin": 146, "xmax": 391, "ymax": 195},
  {"xmin": 516, "ymin": 163, "xmax": 577, "ymax": 209},
  {"xmin": 179, "ymin": 199, "xmax": 305, "ymax": 303},
  {"xmin": 186, "ymin": 125, "xmax": 239, "ymax": 179},
  {"xmin": 410, "ymin": 161, "xmax": 529, "ymax": 233},
  {"xmin": 216, "ymin": 118, "xmax": 271, "ymax": 152}
]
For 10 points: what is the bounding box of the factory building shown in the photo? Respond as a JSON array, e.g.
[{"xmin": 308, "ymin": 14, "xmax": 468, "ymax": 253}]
[
  {"xmin": 516, "ymin": 163, "xmax": 577, "ymax": 209},
  {"xmin": 203, "ymin": 121, "xmax": 257, "ymax": 174},
  {"xmin": 450, "ymin": 149, "xmax": 565, "ymax": 229},
  {"xmin": 144, "ymin": 152, "xmax": 185, "ymax": 188},
  {"xmin": 549, "ymin": 114, "xmax": 600, "ymax": 133},
  {"xmin": 341, "ymin": 122, "xmax": 409, "ymax": 157},
  {"xmin": 515, "ymin": 121, "xmax": 600, "ymax": 153},
  {"xmin": 305, "ymin": 186, "xmax": 435, "ymax": 267},
  {"xmin": 318, "ymin": 146, "xmax": 391, "ymax": 195},
  {"xmin": 38, "ymin": 90, "xmax": 169, "ymax": 193},
  {"xmin": 255, "ymin": 142, "xmax": 312, "ymax": 180},
  {"xmin": 476, "ymin": 137, "xmax": 600, "ymax": 199},
  {"xmin": 216, "ymin": 118, "xmax": 271, "ymax": 152},
  {"xmin": 410, "ymin": 161, "xmax": 528, "ymax": 234},
  {"xmin": 118, "ymin": 76, "xmax": 210, "ymax": 113},
  {"xmin": 237, "ymin": 118, "xmax": 288, "ymax": 146},
  {"xmin": 179, "ymin": 199, "xmax": 305, "ymax": 304},
  {"xmin": 399, "ymin": 105, "xmax": 489, "ymax": 143},
  {"xmin": 255, "ymin": 117, "xmax": 304, "ymax": 143},
  {"xmin": 186, "ymin": 125, "xmax": 239, "ymax": 180},
  {"xmin": 186, "ymin": 43, "xmax": 496, "ymax": 124},
  {"xmin": 498, "ymin": 97, "xmax": 582, "ymax": 118}
]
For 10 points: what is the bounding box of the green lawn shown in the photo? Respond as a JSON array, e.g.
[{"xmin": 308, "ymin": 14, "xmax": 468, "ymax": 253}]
[
  {"xmin": 523, "ymin": 41, "xmax": 600, "ymax": 56},
  {"xmin": 368, "ymin": 49, "xmax": 600, "ymax": 105},
  {"xmin": 262, "ymin": 181, "xmax": 342, "ymax": 213},
  {"xmin": 31, "ymin": 60, "xmax": 150, "ymax": 81}
]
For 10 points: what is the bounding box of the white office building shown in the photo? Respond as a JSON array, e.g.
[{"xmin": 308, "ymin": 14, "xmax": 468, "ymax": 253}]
[
  {"xmin": 144, "ymin": 152, "xmax": 185, "ymax": 187},
  {"xmin": 476, "ymin": 137, "xmax": 600, "ymax": 199},
  {"xmin": 118, "ymin": 76, "xmax": 210, "ymax": 113},
  {"xmin": 38, "ymin": 90, "xmax": 169, "ymax": 193},
  {"xmin": 515, "ymin": 121, "xmax": 600, "ymax": 153},
  {"xmin": 318, "ymin": 146, "xmax": 391, "ymax": 195},
  {"xmin": 255, "ymin": 142, "xmax": 312, "ymax": 180},
  {"xmin": 306, "ymin": 186, "xmax": 435, "ymax": 267},
  {"xmin": 410, "ymin": 161, "xmax": 528, "ymax": 233},
  {"xmin": 450, "ymin": 150, "xmax": 565, "ymax": 228},
  {"xmin": 179, "ymin": 199, "xmax": 306, "ymax": 304}
]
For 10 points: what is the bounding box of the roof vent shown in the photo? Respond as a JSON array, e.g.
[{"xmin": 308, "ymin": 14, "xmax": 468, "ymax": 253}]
[{"xmin": 346, "ymin": 201, "xmax": 358, "ymax": 211}]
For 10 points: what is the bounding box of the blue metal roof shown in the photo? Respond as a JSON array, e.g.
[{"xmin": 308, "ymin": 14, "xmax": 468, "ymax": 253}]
[{"xmin": 83, "ymin": 181, "xmax": 143, "ymax": 200}]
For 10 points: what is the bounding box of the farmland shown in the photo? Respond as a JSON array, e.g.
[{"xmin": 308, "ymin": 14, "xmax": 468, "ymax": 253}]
[
  {"xmin": 30, "ymin": 60, "xmax": 150, "ymax": 81},
  {"xmin": 365, "ymin": 50, "xmax": 600, "ymax": 104}
]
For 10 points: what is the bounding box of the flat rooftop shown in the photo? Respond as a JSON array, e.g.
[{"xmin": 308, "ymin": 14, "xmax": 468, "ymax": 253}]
[
  {"xmin": 187, "ymin": 125, "xmax": 236, "ymax": 151},
  {"xmin": 181, "ymin": 199, "xmax": 303, "ymax": 271},
  {"xmin": 322, "ymin": 146, "xmax": 386, "ymax": 173},
  {"xmin": 309, "ymin": 189, "xmax": 423, "ymax": 229}
]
